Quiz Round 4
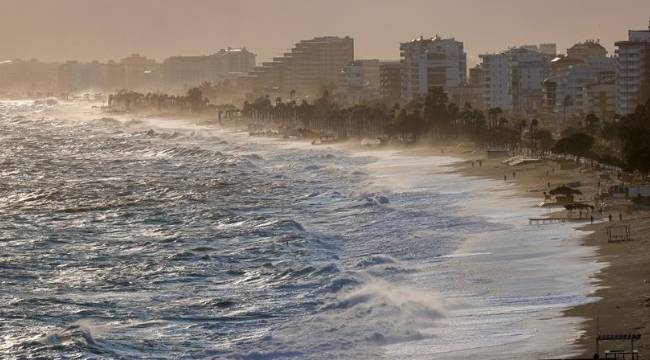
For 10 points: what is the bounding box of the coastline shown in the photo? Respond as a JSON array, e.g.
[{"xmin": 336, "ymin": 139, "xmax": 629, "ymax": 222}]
[
  {"xmin": 208, "ymin": 122, "xmax": 650, "ymax": 357},
  {"xmin": 418, "ymin": 144, "xmax": 650, "ymax": 358},
  {"xmin": 97, "ymin": 105, "xmax": 650, "ymax": 357}
]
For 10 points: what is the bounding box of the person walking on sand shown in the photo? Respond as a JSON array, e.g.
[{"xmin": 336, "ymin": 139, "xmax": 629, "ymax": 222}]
[
  {"xmin": 590, "ymin": 215, "xmax": 594, "ymax": 224},
  {"xmin": 609, "ymin": 214, "xmax": 612, "ymax": 222},
  {"xmin": 619, "ymin": 213, "xmax": 623, "ymax": 222},
  {"xmin": 504, "ymin": 175, "xmax": 507, "ymax": 182}
]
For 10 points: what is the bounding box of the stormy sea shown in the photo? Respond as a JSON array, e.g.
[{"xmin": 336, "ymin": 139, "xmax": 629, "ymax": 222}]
[{"xmin": 0, "ymin": 100, "xmax": 601, "ymax": 359}]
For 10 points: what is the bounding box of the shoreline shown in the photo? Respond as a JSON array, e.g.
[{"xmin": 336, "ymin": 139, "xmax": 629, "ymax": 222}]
[
  {"xmin": 95, "ymin": 106, "xmax": 650, "ymax": 357},
  {"xmin": 202, "ymin": 122, "xmax": 649, "ymax": 357},
  {"xmin": 421, "ymin": 144, "xmax": 650, "ymax": 358}
]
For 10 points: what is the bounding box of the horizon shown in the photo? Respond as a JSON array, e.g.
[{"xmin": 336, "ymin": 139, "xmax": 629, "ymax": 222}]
[{"xmin": 2, "ymin": 0, "xmax": 650, "ymax": 66}]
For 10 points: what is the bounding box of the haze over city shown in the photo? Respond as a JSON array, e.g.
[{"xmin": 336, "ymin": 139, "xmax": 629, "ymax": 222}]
[
  {"xmin": 2, "ymin": 0, "xmax": 650, "ymax": 64},
  {"xmin": 2, "ymin": 1, "xmax": 650, "ymax": 359}
]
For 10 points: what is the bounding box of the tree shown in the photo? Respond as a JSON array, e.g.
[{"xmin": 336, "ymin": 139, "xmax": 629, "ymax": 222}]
[
  {"xmin": 585, "ymin": 113, "xmax": 600, "ymax": 134},
  {"xmin": 616, "ymin": 99, "xmax": 650, "ymax": 174},
  {"xmin": 553, "ymin": 132, "xmax": 594, "ymax": 161}
]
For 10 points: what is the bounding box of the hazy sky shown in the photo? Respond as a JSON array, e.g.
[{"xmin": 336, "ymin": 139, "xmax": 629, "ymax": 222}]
[{"xmin": 2, "ymin": 0, "xmax": 650, "ymax": 66}]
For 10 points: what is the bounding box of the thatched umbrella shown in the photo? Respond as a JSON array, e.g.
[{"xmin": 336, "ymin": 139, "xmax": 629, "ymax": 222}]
[{"xmin": 550, "ymin": 185, "xmax": 582, "ymax": 196}]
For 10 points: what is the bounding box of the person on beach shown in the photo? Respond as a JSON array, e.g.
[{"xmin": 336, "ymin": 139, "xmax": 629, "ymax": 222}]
[
  {"xmin": 609, "ymin": 214, "xmax": 613, "ymax": 222},
  {"xmin": 504, "ymin": 175, "xmax": 507, "ymax": 182},
  {"xmin": 590, "ymin": 215, "xmax": 594, "ymax": 224},
  {"xmin": 512, "ymin": 171, "xmax": 516, "ymax": 179},
  {"xmin": 479, "ymin": 160, "xmax": 482, "ymax": 167},
  {"xmin": 471, "ymin": 161, "xmax": 475, "ymax": 168},
  {"xmin": 619, "ymin": 213, "xmax": 623, "ymax": 222}
]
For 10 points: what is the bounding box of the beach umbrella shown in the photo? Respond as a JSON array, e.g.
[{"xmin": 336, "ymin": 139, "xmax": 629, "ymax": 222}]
[{"xmin": 550, "ymin": 185, "xmax": 582, "ymax": 196}]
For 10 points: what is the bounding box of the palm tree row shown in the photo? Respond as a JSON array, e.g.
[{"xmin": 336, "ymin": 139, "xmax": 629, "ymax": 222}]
[{"xmin": 108, "ymin": 88, "xmax": 210, "ymax": 113}]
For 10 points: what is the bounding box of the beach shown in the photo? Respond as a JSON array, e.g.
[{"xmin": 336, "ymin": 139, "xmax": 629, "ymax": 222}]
[
  {"xmin": 432, "ymin": 143, "xmax": 650, "ymax": 358},
  {"xmin": 2, "ymin": 99, "xmax": 648, "ymax": 359}
]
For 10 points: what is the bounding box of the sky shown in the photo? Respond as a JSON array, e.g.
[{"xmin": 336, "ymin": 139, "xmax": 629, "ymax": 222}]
[{"xmin": 1, "ymin": 0, "xmax": 649, "ymax": 66}]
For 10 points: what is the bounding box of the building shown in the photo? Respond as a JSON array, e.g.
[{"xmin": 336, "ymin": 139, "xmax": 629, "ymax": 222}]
[
  {"xmin": 379, "ymin": 61, "xmax": 401, "ymax": 104},
  {"xmin": 248, "ymin": 36, "xmax": 353, "ymax": 98},
  {"xmin": 340, "ymin": 59, "xmax": 381, "ymax": 91},
  {"xmin": 480, "ymin": 47, "xmax": 550, "ymax": 115},
  {"xmin": 520, "ymin": 43, "xmax": 557, "ymax": 57},
  {"xmin": 583, "ymin": 74, "xmax": 616, "ymax": 120},
  {"xmin": 479, "ymin": 52, "xmax": 511, "ymax": 110},
  {"xmin": 539, "ymin": 43, "xmax": 558, "ymax": 57},
  {"xmin": 0, "ymin": 59, "xmax": 58, "ymax": 96},
  {"xmin": 542, "ymin": 41, "xmax": 616, "ymax": 124},
  {"xmin": 400, "ymin": 36, "xmax": 467, "ymax": 100},
  {"xmin": 567, "ymin": 40, "xmax": 607, "ymax": 61},
  {"xmin": 57, "ymin": 60, "xmax": 107, "ymax": 93},
  {"xmin": 459, "ymin": 64, "xmax": 485, "ymax": 109},
  {"xmin": 120, "ymin": 53, "xmax": 160, "ymax": 91},
  {"xmin": 338, "ymin": 59, "xmax": 382, "ymax": 105},
  {"xmin": 555, "ymin": 57, "xmax": 616, "ymax": 120},
  {"xmin": 213, "ymin": 47, "xmax": 256, "ymax": 75},
  {"xmin": 163, "ymin": 48, "xmax": 256, "ymax": 90},
  {"xmin": 615, "ymin": 23, "xmax": 650, "ymax": 116}
]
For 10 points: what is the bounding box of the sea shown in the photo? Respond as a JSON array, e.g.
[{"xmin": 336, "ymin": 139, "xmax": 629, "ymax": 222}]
[{"xmin": 0, "ymin": 100, "xmax": 603, "ymax": 359}]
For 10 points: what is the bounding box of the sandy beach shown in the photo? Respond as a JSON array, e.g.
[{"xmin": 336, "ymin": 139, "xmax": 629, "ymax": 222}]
[{"xmin": 413, "ymin": 143, "xmax": 650, "ymax": 358}]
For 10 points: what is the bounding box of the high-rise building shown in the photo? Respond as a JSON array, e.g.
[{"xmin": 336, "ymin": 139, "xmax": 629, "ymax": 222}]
[
  {"xmin": 615, "ymin": 23, "xmax": 650, "ymax": 116},
  {"xmin": 249, "ymin": 36, "xmax": 353, "ymax": 97},
  {"xmin": 338, "ymin": 59, "xmax": 382, "ymax": 105},
  {"xmin": 121, "ymin": 54, "xmax": 160, "ymax": 90},
  {"xmin": 542, "ymin": 40, "xmax": 615, "ymax": 122},
  {"xmin": 163, "ymin": 48, "xmax": 256, "ymax": 90},
  {"xmin": 399, "ymin": 36, "xmax": 467, "ymax": 100},
  {"xmin": 57, "ymin": 60, "xmax": 107, "ymax": 93},
  {"xmin": 340, "ymin": 59, "xmax": 381, "ymax": 91},
  {"xmin": 379, "ymin": 61, "xmax": 401, "ymax": 104},
  {"xmin": 480, "ymin": 47, "xmax": 550, "ymax": 114},
  {"xmin": 479, "ymin": 53, "xmax": 510, "ymax": 110},
  {"xmin": 555, "ymin": 57, "xmax": 616, "ymax": 119}
]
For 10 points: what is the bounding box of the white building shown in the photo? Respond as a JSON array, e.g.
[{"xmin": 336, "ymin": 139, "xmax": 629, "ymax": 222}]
[
  {"xmin": 400, "ymin": 36, "xmax": 466, "ymax": 100},
  {"xmin": 479, "ymin": 53, "xmax": 510, "ymax": 109},
  {"xmin": 480, "ymin": 47, "xmax": 549, "ymax": 114},
  {"xmin": 615, "ymin": 24, "xmax": 650, "ymax": 116}
]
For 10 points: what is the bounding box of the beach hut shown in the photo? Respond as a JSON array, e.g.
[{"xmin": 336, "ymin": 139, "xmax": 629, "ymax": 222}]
[{"xmin": 550, "ymin": 185, "xmax": 582, "ymax": 203}]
